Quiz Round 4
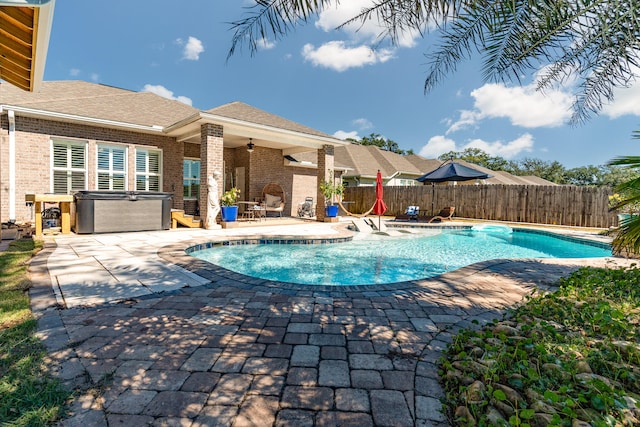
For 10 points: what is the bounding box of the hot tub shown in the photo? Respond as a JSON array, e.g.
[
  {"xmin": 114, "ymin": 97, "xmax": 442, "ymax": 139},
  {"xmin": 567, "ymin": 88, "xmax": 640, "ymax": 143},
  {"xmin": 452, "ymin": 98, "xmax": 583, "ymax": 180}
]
[{"xmin": 74, "ymin": 191, "xmax": 173, "ymax": 234}]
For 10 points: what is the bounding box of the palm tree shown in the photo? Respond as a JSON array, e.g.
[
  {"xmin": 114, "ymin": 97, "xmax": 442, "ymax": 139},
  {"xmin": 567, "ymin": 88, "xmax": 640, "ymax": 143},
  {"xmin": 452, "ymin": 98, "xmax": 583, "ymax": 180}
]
[
  {"xmin": 228, "ymin": 1, "xmax": 640, "ymax": 249},
  {"xmin": 608, "ymin": 130, "xmax": 640, "ymax": 253},
  {"xmin": 228, "ymin": 0, "xmax": 640, "ymax": 123}
]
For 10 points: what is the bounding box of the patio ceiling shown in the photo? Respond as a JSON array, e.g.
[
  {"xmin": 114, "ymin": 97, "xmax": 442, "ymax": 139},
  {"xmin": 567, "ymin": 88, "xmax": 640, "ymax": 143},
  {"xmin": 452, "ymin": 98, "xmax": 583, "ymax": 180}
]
[{"xmin": 0, "ymin": 1, "xmax": 55, "ymax": 92}]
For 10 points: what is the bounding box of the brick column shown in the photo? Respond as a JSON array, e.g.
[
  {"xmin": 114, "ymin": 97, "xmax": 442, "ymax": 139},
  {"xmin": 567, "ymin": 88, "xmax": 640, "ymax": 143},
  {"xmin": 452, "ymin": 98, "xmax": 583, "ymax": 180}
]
[
  {"xmin": 200, "ymin": 124, "xmax": 224, "ymax": 226},
  {"xmin": 316, "ymin": 145, "xmax": 335, "ymax": 222}
]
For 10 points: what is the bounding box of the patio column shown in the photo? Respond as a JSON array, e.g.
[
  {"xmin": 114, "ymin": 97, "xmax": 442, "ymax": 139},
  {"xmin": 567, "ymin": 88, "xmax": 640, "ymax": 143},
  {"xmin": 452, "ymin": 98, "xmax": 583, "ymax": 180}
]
[
  {"xmin": 200, "ymin": 123, "xmax": 224, "ymax": 227},
  {"xmin": 316, "ymin": 145, "xmax": 334, "ymax": 222}
]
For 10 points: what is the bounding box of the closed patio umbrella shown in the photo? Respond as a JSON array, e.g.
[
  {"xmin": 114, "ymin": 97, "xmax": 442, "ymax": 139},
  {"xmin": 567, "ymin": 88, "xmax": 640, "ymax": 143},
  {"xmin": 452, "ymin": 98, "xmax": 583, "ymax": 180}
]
[
  {"xmin": 416, "ymin": 161, "xmax": 491, "ymax": 215},
  {"xmin": 372, "ymin": 170, "xmax": 387, "ymax": 230}
]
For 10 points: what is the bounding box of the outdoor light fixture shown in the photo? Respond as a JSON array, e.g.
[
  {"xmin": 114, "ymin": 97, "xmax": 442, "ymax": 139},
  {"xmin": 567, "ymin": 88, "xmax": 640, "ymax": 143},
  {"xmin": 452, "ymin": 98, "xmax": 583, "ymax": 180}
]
[{"xmin": 247, "ymin": 138, "xmax": 255, "ymax": 153}]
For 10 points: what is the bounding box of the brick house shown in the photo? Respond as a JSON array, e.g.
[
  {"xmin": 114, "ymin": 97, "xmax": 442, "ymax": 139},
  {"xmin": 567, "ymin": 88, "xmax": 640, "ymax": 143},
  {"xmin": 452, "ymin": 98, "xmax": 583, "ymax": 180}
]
[{"xmin": 0, "ymin": 80, "xmax": 348, "ymax": 229}]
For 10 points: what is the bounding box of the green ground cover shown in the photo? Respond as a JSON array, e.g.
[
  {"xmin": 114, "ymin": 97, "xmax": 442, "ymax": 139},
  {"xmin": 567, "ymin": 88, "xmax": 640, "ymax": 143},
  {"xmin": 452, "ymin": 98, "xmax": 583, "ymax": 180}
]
[
  {"xmin": 0, "ymin": 239, "xmax": 70, "ymax": 426},
  {"xmin": 441, "ymin": 266, "xmax": 640, "ymax": 426}
]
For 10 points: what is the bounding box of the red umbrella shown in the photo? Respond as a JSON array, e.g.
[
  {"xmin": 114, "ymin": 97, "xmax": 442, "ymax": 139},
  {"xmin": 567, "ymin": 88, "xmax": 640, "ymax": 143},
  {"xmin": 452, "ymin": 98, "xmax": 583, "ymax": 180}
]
[{"xmin": 372, "ymin": 170, "xmax": 387, "ymax": 229}]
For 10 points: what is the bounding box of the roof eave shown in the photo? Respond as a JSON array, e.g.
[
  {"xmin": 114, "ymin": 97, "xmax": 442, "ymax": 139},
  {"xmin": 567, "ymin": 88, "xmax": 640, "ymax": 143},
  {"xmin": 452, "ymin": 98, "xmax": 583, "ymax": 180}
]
[
  {"xmin": 30, "ymin": 0, "xmax": 55, "ymax": 92},
  {"xmin": 0, "ymin": 0, "xmax": 55, "ymax": 92},
  {"xmin": 185, "ymin": 111, "xmax": 349, "ymax": 149},
  {"xmin": 0, "ymin": 104, "xmax": 166, "ymax": 134}
]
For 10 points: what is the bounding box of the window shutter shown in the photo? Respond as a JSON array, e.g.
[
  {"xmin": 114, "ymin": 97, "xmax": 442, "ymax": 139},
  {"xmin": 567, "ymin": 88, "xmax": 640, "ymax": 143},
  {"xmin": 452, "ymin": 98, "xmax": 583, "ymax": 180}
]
[
  {"xmin": 53, "ymin": 144, "xmax": 67, "ymax": 168},
  {"xmin": 136, "ymin": 151, "xmax": 145, "ymax": 172},
  {"xmin": 113, "ymin": 149, "xmax": 125, "ymax": 172},
  {"xmin": 71, "ymin": 145, "xmax": 85, "ymax": 169},
  {"xmin": 97, "ymin": 147, "xmax": 110, "ymax": 170},
  {"xmin": 53, "ymin": 171, "xmax": 68, "ymax": 194},
  {"xmin": 148, "ymin": 151, "xmax": 160, "ymax": 174},
  {"xmin": 112, "ymin": 175, "xmax": 125, "ymax": 191},
  {"xmin": 52, "ymin": 141, "xmax": 86, "ymax": 194}
]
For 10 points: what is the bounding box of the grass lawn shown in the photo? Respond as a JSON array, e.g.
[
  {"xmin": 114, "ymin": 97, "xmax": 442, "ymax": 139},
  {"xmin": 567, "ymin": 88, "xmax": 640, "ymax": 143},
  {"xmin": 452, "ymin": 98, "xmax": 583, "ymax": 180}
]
[
  {"xmin": 0, "ymin": 238, "xmax": 70, "ymax": 426},
  {"xmin": 440, "ymin": 266, "xmax": 640, "ymax": 426}
]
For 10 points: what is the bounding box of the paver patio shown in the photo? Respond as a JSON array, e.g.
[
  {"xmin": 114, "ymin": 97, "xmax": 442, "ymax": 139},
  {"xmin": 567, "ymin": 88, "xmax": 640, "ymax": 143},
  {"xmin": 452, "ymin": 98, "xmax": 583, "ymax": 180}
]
[{"xmin": 28, "ymin": 223, "xmax": 633, "ymax": 426}]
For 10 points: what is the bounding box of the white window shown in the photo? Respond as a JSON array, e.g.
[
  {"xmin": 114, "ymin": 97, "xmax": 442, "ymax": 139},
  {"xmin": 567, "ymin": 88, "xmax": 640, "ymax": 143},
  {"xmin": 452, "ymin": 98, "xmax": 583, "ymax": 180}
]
[
  {"xmin": 52, "ymin": 140, "xmax": 87, "ymax": 194},
  {"xmin": 183, "ymin": 159, "xmax": 200, "ymax": 199},
  {"xmin": 97, "ymin": 144, "xmax": 127, "ymax": 190},
  {"xmin": 135, "ymin": 148, "xmax": 162, "ymax": 191}
]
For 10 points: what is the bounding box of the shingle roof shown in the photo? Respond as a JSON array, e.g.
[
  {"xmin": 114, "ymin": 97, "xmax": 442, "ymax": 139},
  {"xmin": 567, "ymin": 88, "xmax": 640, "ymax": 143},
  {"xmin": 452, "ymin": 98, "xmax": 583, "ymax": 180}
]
[
  {"xmin": 403, "ymin": 154, "xmax": 444, "ymax": 175},
  {"xmin": 334, "ymin": 144, "xmax": 431, "ymax": 178},
  {"xmin": 335, "ymin": 144, "xmax": 385, "ymax": 177},
  {"xmin": 207, "ymin": 102, "xmax": 335, "ymax": 139},
  {"xmin": 517, "ymin": 175, "xmax": 558, "ymax": 185},
  {"xmin": 0, "ymin": 80, "xmax": 200, "ymax": 128},
  {"xmin": 368, "ymin": 147, "xmax": 425, "ymax": 177}
]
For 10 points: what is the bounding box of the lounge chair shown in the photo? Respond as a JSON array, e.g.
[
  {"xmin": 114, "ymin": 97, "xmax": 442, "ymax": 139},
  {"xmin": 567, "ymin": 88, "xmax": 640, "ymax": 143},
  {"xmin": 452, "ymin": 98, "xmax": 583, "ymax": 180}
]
[
  {"xmin": 417, "ymin": 206, "xmax": 455, "ymax": 223},
  {"xmin": 261, "ymin": 182, "xmax": 286, "ymax": 217},
  {"xmin": 395, "ymin": 205, "xmax": 420, "ymax": 221}
]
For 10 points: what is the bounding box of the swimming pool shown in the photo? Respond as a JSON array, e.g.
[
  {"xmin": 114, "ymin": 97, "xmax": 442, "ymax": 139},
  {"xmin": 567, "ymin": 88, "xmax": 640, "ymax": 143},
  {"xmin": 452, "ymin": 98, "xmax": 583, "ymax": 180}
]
[{"xmin": 188, "ymin": 227, "xmax": 611, "ymax": 286}]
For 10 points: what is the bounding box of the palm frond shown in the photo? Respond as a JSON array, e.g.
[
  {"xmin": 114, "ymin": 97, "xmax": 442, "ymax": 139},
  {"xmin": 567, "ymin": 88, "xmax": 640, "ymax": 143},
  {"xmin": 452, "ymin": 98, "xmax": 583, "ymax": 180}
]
[
  {"xmin": 228, "ymin": 0, "xmax": 331, "ymax": 59},
  {"xmin": 612, "ymin": 214, "xmax": 640, "ymax": 254},
  {"xmin": 338, "ymin": 0, "xmax": 455, "ymax": 45},
  {"xmin": 424, "ymin": 1, "xmax": 498, "ymax": 93}
]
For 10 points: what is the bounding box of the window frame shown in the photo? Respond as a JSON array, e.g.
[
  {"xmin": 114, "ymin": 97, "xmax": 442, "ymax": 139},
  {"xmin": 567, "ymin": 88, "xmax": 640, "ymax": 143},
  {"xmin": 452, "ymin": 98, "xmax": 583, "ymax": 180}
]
[
  {"xmin": 51, "ymin": 139, "xmax": 87, "ymax": 194},
  {"xmin": 183, "ymin": 158, "xmax": 201, "ymax": 200},
  {"xmin": 134, "ymin": 148, "xmax": 163, "ymax": 192},
  {"xmin": 96, "ymin": 143, "xmax": 128, "ymax": 191}
]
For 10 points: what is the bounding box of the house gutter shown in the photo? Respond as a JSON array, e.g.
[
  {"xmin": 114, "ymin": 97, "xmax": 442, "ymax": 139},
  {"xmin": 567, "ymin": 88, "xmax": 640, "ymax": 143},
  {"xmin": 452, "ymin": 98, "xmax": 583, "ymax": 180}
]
[{"xmin": 0, "ymin": 105, "xmax": 166, "ymax": 134}]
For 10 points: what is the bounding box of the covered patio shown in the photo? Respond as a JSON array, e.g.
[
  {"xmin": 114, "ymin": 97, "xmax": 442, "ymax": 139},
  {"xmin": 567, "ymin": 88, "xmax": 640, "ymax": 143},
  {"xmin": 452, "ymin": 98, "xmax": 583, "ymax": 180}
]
[{"xmin": 164, "ymin": 101, "xmax": 349, "ymax": 224}]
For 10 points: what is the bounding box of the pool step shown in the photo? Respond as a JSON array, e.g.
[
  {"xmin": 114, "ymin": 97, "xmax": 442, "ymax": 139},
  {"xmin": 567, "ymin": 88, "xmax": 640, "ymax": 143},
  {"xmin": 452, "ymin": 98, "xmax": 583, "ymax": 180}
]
[{"xmin": 171, "ymin": 210, "xmax": 202, "ymax": 228}]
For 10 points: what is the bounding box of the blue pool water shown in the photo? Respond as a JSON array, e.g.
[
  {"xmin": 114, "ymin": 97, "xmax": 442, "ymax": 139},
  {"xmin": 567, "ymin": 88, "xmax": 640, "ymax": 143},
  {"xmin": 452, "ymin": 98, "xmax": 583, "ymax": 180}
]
[{"xmin": 189, "ymin": 229, "xmax": 611, "ymax": 286}]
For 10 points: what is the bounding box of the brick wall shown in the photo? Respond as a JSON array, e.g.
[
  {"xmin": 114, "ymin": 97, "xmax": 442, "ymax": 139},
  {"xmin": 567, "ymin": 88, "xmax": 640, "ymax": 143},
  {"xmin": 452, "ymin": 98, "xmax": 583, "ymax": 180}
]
[
  {"xmin": 0, "ymin": 116, "xmax": 184, "ymax": 223},
  {"xmin": 235, "ymin": 146, "xmax": 326, "ymax": 217},
  {"xmin": 199, "ymin": 124, "xmax": 224, "ymax": 224}
]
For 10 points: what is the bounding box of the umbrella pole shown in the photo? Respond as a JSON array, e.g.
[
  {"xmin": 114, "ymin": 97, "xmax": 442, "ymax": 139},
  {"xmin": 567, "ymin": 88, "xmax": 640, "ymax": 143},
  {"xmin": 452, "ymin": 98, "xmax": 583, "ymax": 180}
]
[{"xmin": 431, "ymin": 183, "xmax": 435, "ymax": 216}]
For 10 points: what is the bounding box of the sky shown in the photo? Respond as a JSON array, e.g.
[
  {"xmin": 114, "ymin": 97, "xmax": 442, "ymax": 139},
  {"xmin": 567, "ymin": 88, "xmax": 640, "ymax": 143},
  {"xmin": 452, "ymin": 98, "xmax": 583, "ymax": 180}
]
[{"xmin": 40, "ymin": 0, "xmax": 640, "ymax": 169}]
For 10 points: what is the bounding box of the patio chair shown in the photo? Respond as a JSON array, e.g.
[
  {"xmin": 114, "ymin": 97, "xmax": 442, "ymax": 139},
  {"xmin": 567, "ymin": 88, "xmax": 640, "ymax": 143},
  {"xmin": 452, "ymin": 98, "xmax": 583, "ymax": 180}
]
[
  {"xmin": 297, "ymin": 197, "xmax": 315, "ymax": 217},
  {"xmin": 261, "ymin": 182, "xmax": 286, "ymax": 217},
  {"xmin": 417, "ymin": 206, "xmax": 455, "ymax": 223},
  {"xmin": 394, "ymin": 205, "xmax": 420, "ymax": 221}
]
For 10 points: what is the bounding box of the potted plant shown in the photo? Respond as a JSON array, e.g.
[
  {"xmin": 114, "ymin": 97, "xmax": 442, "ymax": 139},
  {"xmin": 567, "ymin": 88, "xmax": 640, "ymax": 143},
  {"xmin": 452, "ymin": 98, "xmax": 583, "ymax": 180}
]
[
  {"xmin": 320, "ymin": 173, "xmax": 344, "ymax": 218},
  {"xmin": 220, "ymin": 187, "xmax": 241, "ymax": 222}
]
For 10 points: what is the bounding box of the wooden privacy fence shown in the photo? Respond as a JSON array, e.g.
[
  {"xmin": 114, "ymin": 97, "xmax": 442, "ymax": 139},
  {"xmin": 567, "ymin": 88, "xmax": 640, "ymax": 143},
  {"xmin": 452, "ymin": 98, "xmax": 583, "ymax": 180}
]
[{"xmin": 343, "ymin": 184, "xmax": 618, "ymax": 228}]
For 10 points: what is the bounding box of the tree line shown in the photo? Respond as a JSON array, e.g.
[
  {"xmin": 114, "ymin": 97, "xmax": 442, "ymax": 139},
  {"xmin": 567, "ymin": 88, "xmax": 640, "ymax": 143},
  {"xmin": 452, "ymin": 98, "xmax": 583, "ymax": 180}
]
[
  {"xmin": 349, "ymin": 135, "xmax": 637, "ymax": 188},
  {"xmin": 437, "ymin": 148, "xmax": 638, "ymax": 187}
]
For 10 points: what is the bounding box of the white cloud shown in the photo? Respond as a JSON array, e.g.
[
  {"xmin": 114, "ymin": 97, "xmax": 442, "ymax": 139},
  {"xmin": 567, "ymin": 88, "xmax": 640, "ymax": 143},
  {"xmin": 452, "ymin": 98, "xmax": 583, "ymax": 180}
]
[
  {"xmin": 352, "ymin": 118, "xmax": 373, "ymax": 130},
  {"xmin": 419, "ymin": 135, "xmax": 457, "ymax": 158},
  {"xmin": 142, "ymin": 84, "xmax": 193, "ymax": 106},
  {"xmin": 447, "ymin": 82, "xmax": 573, "ymax": 133},
  {"xmin": 334, "ymin": 130, "xmax": 359, "ymax": 140},
  {"xmin": 316, "ymin": 0, "xmax": 420, "ymax": 48},
  {"xmin": 603, "ymin": 72, "xmax": 640, "ymax": 118},
  {"xmin": 419, "ymin": 134, "xmax": 534, "ymax": 159},
  {"xmin": 178, "ymin": 36, "xmax": 204, "ymax": 60},
  {"xmin": 89, "ymin": 73, "xmax": 100, "ymax": 82},
  {"xmin": 302, "ymin": 41, "xmax": 393, "ymax": 72},
  {"xmin": 69, "ymin": 68, "xmax": 80, "ymax": 77},
  {"xmin": 465, "ymin": 134, "xmax": 534, "ymax": 159},
  {"xmin": 257, "ymin": 38, "xmax": 276, "ymax": 50},
  {"xmin": 445, "ymin": 110, "xmax": 481, "ymax": 134}
]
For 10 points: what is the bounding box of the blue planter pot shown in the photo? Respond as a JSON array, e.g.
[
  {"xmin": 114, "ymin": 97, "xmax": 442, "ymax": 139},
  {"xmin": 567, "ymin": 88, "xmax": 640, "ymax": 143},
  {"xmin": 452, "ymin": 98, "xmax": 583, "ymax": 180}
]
[
  {"xmin": 221, "ymin": 206, "xmax": 238, "ymax": 222},
  {"xmin": 325, "ymin": 205, "xmax": 339, "ymax": 217}
]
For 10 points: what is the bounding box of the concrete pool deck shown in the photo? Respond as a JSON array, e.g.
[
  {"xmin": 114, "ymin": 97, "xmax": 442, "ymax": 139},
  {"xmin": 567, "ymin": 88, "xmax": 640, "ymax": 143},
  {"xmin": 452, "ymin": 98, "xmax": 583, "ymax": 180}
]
[{"xmin": 29, "ymin": 220, "xmax": 635, "ymax": 426}]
